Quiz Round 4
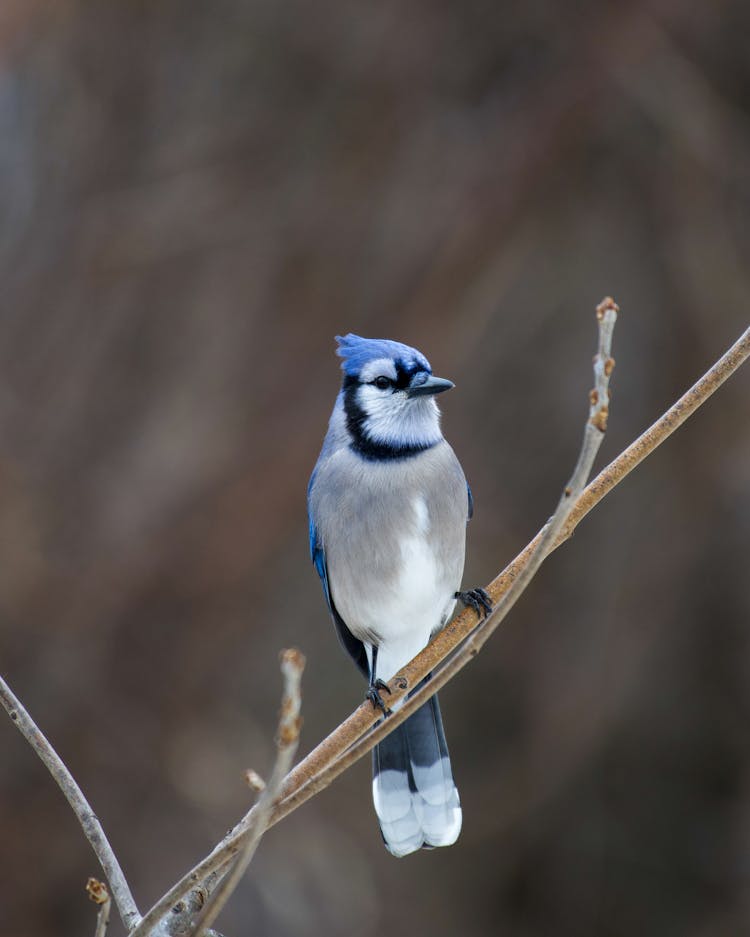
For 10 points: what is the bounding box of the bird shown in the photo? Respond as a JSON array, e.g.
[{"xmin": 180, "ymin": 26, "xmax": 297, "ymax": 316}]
[{"xmin": 307, "ymin": 334, "xmax": 490, "ymax": 857}]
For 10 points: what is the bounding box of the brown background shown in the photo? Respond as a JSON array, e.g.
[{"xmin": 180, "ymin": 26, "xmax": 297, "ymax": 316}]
[{"xmin": 0, "ymin": 2, "xmax": 749, "ymax": 935}]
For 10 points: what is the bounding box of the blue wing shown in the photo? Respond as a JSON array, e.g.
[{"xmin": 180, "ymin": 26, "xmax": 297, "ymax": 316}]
[
  {"xmin": 308, "ymin": 470, "xmax": 368, "ymax": 677},
  {"xmin": 467, "ymin": 481, "xmax": 474, "ymax": 521},
  {"xmin": 307, "ymin": 470, "xmax": 331, "ymax": 601},
  {"xmin": 309, "ymin": 513, "xmax": 331, "ymax": 606}
]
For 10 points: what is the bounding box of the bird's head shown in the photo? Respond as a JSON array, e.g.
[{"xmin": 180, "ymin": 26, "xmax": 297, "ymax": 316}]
[{"xmin": 336, "ymin": 334, "xmax": 454, "ymax": 457}]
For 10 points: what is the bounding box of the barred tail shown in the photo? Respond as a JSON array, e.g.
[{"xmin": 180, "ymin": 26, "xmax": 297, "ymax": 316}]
[{"xmin": 371, "ymin": 692, "xmax": 462, "ymax": 857}]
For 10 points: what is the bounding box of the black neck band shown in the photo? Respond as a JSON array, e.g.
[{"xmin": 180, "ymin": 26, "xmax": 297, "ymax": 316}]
[{"xmin": 342, "ymin": 378, "xmax": 436, "ymax": 462}]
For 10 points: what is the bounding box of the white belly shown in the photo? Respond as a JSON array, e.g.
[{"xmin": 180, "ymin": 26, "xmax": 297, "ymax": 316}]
[{"xmin": 346, "ymin": 510, "xmax": 457, "ymax": 681}]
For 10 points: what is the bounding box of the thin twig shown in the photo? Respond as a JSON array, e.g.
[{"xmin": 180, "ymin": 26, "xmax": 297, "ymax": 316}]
[
  {"xmin": 95, "ymin": 897, "xmax": 112, "ymax": 937},
  {"xmin": 187, "ymin": 649, "xmax": 305, "ymax": 937},
  {"xmin": 132, "ymin": 651, "xmax": 306, "ymax": 937},
  {"xmin": 0, "ymin": 677, "xmax": 141, "ymax": 932},
  {"xmin": 132, "ymin": 314, "xmax": 750, "ymax": 936},
  {"xmin": 87, "ymin": 878, "xmax": 112, "ymax": 937},
  {"xmin": 555, "ymin": 323, "xmax": 750, "ymax": 538}
]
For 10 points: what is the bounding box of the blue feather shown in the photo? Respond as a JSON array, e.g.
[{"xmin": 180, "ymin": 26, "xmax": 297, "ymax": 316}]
[
  {"xmin": 336, "ymin": 334, "xmax": 431, "ymax": 377},
  {"xmin": 307, "ymin": 471, "xmax": 330, "ymax": 603}
]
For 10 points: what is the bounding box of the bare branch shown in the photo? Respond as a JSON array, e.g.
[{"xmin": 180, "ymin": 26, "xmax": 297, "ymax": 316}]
[
  {"xmin": 0, "ymin": 677, "xmax": 141, "ymax": 932},
  {"xmin": 556, "ymin": 322, "xmax": 750, "ymax": 537},
  {"xmin": 134, "ymin": 313, "xmax": 750, "ymax": 935},
  {"xmin": 87, "ymin": 878, "xmax": 112, "ymax": 937},
  {"xmin": 132, "ymin": 651, "xmax": 306, "ymax": 937},
  {"xmin": 188, "ymin": 649, "xmax": 305, "ymax": 937},
  {"xmin": 95, "ymin": 897, "xmax": 112, "ymax": 937}
]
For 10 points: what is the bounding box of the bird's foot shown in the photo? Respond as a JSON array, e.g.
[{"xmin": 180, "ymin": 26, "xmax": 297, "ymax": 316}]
[
  {"xmin": 366, "ymin": 678, "xmax": 392, "ymax": 714},
  {"xmin": 456, "ymin": 587, "xmax": 493, "ymax": 618}
]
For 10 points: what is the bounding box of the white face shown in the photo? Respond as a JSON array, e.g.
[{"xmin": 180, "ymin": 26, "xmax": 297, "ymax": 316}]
[{"xmin": 356, "ymin": 359, "xmax": 442, "ymax": 448}]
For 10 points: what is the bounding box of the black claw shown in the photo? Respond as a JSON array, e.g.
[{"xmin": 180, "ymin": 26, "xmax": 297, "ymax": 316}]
[
  {"xmin": 456, "ymin": 587, "xmax": 493, "ymax": 618},
  {"xmin": 366, "ymin": 679, "xmax": 391, "ymax": 714},
  {"xmin": 475, "ymin": 588, "xmax": 493, "ymax": 615}
]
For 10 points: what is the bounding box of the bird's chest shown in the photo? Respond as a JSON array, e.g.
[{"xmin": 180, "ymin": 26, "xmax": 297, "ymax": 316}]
[
  {"xmin": 335, "ymin": 492, "xmax": 449, "ymax": 645},
  {"xmin": 330, "ymin": 458, "xmax": 459, "ymax": 572},
  {"xmin": 317, "ymin": 448, "xmax": 467, "ymax": 643}
]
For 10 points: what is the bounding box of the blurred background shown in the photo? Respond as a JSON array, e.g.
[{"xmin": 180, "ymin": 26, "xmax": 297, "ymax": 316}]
[{"xmin": 0, "ymin": 1, "xmax": 749, "ymax": 935}]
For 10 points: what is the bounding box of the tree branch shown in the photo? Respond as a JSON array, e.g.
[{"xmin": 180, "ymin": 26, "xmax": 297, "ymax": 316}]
[
  {"xmin": 4, "ymin": 308, "xmax": 747, "ymax": 937},
  {"xmin": 0, "ymin": 677, "xmax": 141, "ymax": 932},
  {"xmin": 187, "ymin": 649, "xmax": 305, "ymax": 937},
  {"xmin": 132, "ymin": 312, "xmax": 749, "ymax": 936}
]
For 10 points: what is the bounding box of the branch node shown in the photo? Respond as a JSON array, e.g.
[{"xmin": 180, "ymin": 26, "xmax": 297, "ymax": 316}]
[
  {"xmin": 243, "ymin": 769, "xmax": 266, "ymax": 793},
  {"xmin": 278, "ymin": 718, "xmax": 303, "ymax": 747},
  {"xmin": 87, "ymin": 879, "xmax": 112, "ymax": 937},
  {"xmin": 596, "ymin": 295, "xmax": 620, "ymax": 318},
  {"xmin": 279, "ymin": 647, "xmax": 306, "ymax": 673},
  {"xmin": 590, "ymin": 406, "xmax": 609, "ymax": 432},
  {"xmin": 86, "ymin": 878, "xmax": 109, "ymax": 905}
]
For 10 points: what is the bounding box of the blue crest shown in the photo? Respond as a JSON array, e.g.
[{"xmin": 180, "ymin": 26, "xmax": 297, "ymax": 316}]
[{"xmin": 335, "ymin": 334, "xmax": 431, "ymax": 377}]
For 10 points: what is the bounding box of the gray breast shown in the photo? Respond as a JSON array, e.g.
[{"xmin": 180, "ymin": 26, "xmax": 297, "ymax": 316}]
[{"xmin": 310, "ymin": 442, "xmax": 468, "ymax": 634}]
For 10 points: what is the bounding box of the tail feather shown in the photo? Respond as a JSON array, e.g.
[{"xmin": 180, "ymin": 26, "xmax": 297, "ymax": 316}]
[{"xmin": 372, "ymin": 693, "xmax": 461, "ymax": 857}]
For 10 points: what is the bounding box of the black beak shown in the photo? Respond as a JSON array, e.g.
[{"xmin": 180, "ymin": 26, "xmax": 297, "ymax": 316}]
[{"xmin": 407, "ymin": 375, "xmax": 455, "ymax": 397}]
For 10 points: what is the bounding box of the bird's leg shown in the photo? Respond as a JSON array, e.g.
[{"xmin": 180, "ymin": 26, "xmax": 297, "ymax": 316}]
[
  {"xmin": 366, "ymin": 679, "xmax": 391, "ymax": 714},
  {"xmin": 366, "ymin": 646, "xmax": 391, "ymax": 714},
  {"xmin": 455, "ymin": 587, "xmax": 493, "ymax": 618}
]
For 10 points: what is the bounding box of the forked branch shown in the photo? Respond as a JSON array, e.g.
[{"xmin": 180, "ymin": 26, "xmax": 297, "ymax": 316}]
[
  {"xmin": 132, "ymin": 311, "xmax": 749, "ymax": 937},
  {"xmin": 2, "ymin": 308, "xmax": 748, "ymax": 937}
]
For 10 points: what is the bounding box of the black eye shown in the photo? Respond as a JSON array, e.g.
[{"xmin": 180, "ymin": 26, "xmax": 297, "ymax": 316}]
[{"xmin": 373, "ymin": 376, "xmax": 392, "ymax": 390}]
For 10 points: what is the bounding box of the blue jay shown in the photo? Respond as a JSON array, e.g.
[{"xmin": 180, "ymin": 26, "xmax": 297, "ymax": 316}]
[{"xmin": 308, "ymin": 334, "xmax": 490, "ymax": 857}]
